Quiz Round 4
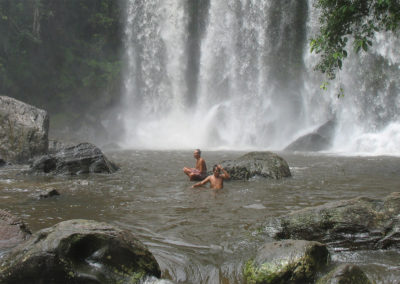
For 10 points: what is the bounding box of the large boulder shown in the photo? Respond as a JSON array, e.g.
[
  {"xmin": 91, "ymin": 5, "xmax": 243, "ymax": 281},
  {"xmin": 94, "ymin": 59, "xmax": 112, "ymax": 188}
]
[
  {"xmin": 221, "ymin": 152, "xmax": 291, "ymax": 180},
  {"xmin": 243, "ymin": 240, "xmax": 329, "ymax": 284},
  {"xmin": 0, "ymin": 96, "xmax": 49, "ymax": 163},
  {"xmin": 0, "ymin": 210, "xmax": 31, "ymax": 251},
  {"xmin": 28, "ymin": 142, "xmax": 119, "ymax": 175},
  {"xmin": 263, "ymin": 192, "xmax": 400, "ymax": 250},
  {"xmin": 285, "ymin": 119, "xmax": 336, "ymax": 152},
  {"xmin": 316, "ymin": 264, "xmax": 372, "ymax": 284},
  {"xmin": 0, "ymin": 219, "xmax": 161, "ymax": 284}
]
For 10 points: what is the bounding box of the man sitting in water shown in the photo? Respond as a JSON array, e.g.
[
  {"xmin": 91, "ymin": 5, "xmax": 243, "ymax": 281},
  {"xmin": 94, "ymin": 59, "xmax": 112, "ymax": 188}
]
[
  {"xmin": 192, "ymin": 164, "xmax": 230, "ymax": 189},
  {"xmin": 183, "ymin": 149, "xmax": 207, "ymax": 181}
]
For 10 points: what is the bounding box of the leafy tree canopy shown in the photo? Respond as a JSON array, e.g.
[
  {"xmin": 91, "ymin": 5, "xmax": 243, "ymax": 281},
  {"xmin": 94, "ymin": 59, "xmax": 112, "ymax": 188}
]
[{"xmin": 310, "ymin": 0, "xmax": 400, "ymax": 80}]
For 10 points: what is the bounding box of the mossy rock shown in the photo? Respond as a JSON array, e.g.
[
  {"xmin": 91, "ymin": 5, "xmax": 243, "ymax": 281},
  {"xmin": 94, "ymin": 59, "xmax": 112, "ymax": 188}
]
[
  {"xmin": 243, "ymin": 240, "xmax": 329, "ymax": 284},
  {"xmin": 264, "ymin": 192, "xmax": 400, "ymax": 250}
]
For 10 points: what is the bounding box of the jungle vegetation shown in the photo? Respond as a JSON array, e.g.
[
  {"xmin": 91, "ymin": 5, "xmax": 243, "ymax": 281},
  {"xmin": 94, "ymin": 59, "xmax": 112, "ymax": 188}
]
[
  {"xmin": 0, "ymin": 0, "xmax": 124, "ymax": 132},
  {"xmin": 310, "ymin": 0, "xmax": 400, "ymax": 80}
]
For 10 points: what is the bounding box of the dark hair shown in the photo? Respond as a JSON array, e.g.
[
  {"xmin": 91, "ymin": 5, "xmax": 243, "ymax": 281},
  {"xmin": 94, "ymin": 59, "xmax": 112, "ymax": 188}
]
[
  {"xmin": 195, "ymin": 149, "xmax": 201, "ymax": 155},
  {"xmin": 213, "ymin": 164, "xmax": 220, "ymax": 172}
]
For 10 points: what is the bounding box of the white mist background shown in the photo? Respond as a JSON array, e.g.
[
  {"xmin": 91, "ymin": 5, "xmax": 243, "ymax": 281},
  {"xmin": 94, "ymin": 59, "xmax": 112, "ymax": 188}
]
[{"xmin": 120, "ymin": 0, "xmax": 400, "ymax": 155}]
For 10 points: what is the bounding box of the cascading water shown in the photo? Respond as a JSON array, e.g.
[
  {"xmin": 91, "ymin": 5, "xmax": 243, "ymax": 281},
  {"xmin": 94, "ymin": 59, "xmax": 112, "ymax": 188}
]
[{"xmin": 121, "ymin": 0, "xmax": 400, "ymax": 155}]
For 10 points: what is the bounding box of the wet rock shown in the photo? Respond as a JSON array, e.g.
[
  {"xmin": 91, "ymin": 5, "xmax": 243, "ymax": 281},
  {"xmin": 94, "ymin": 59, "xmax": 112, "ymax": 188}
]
[
  {"xmin": 285, "ymin": 133, "xmax": 330, "ymax": 152},
  {"xmin": 316, "ymin": 264, "xmax": 372, "ymax": 284},
  {"xmin": 0, "ymin": 209, "xmax": 31, "ymax": 251},
  {"xmin": 243, "ymin": 240, "xmax": 329, "ymax": 284},
  {"xmin": 0, "ymin": 157, "xmax": 5, "ymax": 167},
  {"xmin": 220, "ymin": 151, "xmax": 291, "ymax": 180},
  {"xmin": 0, "ymin": 219, "xmax": 161, "ymax": 284},
  {"xmin": 28, "ymin": 142, "xmax": 119, "ymax": 175},
  {"xmin": 0, "ymin": 96, "xmax": 49, "ymax": 164},
  {"xmin": 263, "ymin": 192, "xmax": 400, "ymax": 250},
  {"xmin": 33, "ymin": 189, "xmax": 60, "ymax": 199},
  {"xmin": 285, "ymin": 119, "xmax": 336, "ymax": 152},
  {"xmin": 48, "ymin": 139, "xmax": 73, "ymax": 154}
]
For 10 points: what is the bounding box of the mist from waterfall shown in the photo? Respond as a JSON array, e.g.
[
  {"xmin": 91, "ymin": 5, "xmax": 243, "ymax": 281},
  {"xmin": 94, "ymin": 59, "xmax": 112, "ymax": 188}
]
[{"xmin": 121, "ymin": 0, "xmax": 400, "ymax": 155}]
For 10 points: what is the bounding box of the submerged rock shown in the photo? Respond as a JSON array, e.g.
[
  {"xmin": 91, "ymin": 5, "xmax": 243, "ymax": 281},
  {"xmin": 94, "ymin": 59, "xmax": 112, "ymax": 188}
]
[
  {"xmin": 263, "ymin": 192, "xmax": 400, "ymax": 250},
  {"xmin": 243, "ymin": 240, "xmax": 329, "ymax": 284},
  {"xmin": 0, "ymin": 210, "xmax": 31, "ymax": 251},
  {"xmin": 0, "ymin": 96, "xmax": 49, "ymax": 163},
  {"xmin": 220, "ymin": 151, "xmax": 291, "ymax": 180},
  {"xmin": 31, "ymin": 189, "xmax": 61, "ymax": 199},
  {"xmin": 316, "ymin": 264, "xmax": 372, "ymax": 284},
  {"xmin": 285, "ymin": 119, "xmax": 336, "ymax": 152},
  {"xmin": 0, "ymin": 219, "xmax": 161, "ymax": 284},
  {"xmin": 28, "ymin": 142, "xmax": 119, "ymax": 175}
]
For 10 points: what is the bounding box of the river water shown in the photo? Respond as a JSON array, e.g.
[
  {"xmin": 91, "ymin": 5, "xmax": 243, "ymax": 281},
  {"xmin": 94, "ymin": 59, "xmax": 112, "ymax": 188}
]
[{"xmin": 1, "ymin": 150, "xmax": 400, "ymax": 283}]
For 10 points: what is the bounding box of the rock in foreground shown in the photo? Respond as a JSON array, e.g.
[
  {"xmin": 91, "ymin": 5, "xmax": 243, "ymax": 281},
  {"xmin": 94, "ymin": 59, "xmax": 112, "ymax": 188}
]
[
  {"xmin": 264, "ymin": 192, "xmax": 400, "ymax": 250},
  {"xmin": 316, "ymin": 264, "xmax": 372, "ymax": 284},
  {"xmin": 243, "ymin": 240, "xmax": 329, "ymax": 284},
  {"xmin": 221, "ymin": 151, "xmax": 291, "ymax": 180},
  {"xmin": 0, "ymin": 96, "xmax": 49, "ymax": 163},
  {"xmin": 0, "ymin": 210, "xmax": 31, "ymax": 251},
  {"xmin": 0, "ymin": 219, "xmax": 161, "ymax": 284},
  {"xmin": 29, "ymin": 142, "xmax": 119, "ymax": 175}
]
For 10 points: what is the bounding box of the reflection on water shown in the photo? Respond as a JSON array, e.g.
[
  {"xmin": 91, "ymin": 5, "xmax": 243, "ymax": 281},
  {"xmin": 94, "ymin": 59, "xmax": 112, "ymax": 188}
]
[{"xmin": 1, "ymin": 150, "xmax": 400, "ymax": 283}]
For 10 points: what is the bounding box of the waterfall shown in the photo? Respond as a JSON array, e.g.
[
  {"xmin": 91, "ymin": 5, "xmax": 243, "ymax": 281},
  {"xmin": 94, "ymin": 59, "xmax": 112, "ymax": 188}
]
[{"xmin": 121, "ymin": 0, "xmax": 400, "ymax": 155}]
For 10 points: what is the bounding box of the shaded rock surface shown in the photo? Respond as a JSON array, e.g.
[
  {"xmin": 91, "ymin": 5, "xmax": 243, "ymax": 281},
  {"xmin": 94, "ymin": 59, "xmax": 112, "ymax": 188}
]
[
  {"xmin": 243, "ymin": 240, "xmax": 329, "ymax": 284},
  {"xmin": 0, "ymin": 96, "xmax": 49, "ymax": 163},
  {"xmin": 220, "ymin": 151, "xmax": 291, "ymax": 180},
  {"xmin": 0, "ymin": 219, "xmax": 161, "ymax": 284},
  {"xmin": 316, "ymin": 264, "xmax": 372, "ymax": 284},
  {"xmin": 285, "ymin": 119, "xmax": 336, "ymax": 152},
  {"xmin": 264, "ymin": 192, "xmax": 400, "ymax": 250},
  {"xmin": 0, "ymin": 210, "xmax": 31, "ymax": 251},
  {"xmin": 29, "ymin": 142, "xmax": 119, "ymax": 175},
  {"xmin": 48, "ymin": 139, "xmax": 74, "ymax": 154}
]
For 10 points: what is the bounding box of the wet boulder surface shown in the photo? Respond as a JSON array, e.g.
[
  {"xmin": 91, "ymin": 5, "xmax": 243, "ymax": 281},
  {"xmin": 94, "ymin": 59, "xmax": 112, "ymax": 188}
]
[
  {"xmin": 316, "ymin": 264, "xmax": 372, "ymax": 284},
  {"xmin": 220, "ymin": 151, "xmax": 291, "ymax": 180},
  {"xmin": 29, "ymin": 142, "xmax": 119, "ymax": 175},
  {"xmin": 0, "ymin": 219, "xmax": 161, "ymax": 284},
  {"xmin": 263, "ymin": 192, "xmax": 400, "ymax": 250}
]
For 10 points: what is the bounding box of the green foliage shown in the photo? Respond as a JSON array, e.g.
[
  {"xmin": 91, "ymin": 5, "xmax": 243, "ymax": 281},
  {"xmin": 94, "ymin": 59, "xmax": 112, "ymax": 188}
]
[
  {"xmin": 310, "ymin": 0, "xmax": 400, "ymax": 80},
  {"xmin": 0, "ymin": 0, "xmax": 123, "ymax": 124}
]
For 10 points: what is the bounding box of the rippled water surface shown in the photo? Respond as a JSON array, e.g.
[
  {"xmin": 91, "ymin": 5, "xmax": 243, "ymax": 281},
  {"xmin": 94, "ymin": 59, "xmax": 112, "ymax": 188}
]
[{"xmin": 1, "ymin": 150, "xmax": 400, "ymax": 283}]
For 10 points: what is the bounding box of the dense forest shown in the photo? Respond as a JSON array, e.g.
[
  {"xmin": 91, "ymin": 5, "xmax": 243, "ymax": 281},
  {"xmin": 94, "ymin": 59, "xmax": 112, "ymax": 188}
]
[{"xmin": 0, "ymin": 0, "xmax": 124, "ymax": 142}]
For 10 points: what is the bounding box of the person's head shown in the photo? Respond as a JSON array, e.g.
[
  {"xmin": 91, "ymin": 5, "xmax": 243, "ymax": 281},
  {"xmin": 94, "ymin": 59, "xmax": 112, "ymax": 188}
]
[
  {"xmin": 193, "ymin": 149, "xmax": 201, "ymax": 158},
  {"xmin": 213, "ymin": 164, "xmax": 221, "ymax": 176}
]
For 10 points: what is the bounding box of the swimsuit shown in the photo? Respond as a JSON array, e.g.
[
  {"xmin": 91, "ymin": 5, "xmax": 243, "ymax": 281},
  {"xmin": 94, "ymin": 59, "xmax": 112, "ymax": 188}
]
[{"xmin": 190, "ymin": 168, "xmax": 207, "ymax": 180}]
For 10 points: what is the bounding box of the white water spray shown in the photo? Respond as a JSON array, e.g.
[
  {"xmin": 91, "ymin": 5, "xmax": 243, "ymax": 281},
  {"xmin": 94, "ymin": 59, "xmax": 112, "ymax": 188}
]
[{"xmin": 121, "ymin": 0, "xmax": 400, "ymax": 155}]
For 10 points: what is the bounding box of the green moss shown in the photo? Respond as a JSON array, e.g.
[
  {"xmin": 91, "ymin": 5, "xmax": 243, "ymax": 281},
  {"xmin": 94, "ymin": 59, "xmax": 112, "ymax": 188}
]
[{"xmin": 243, "ymin": 259, "xmax": 289, "ymax": 284}]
